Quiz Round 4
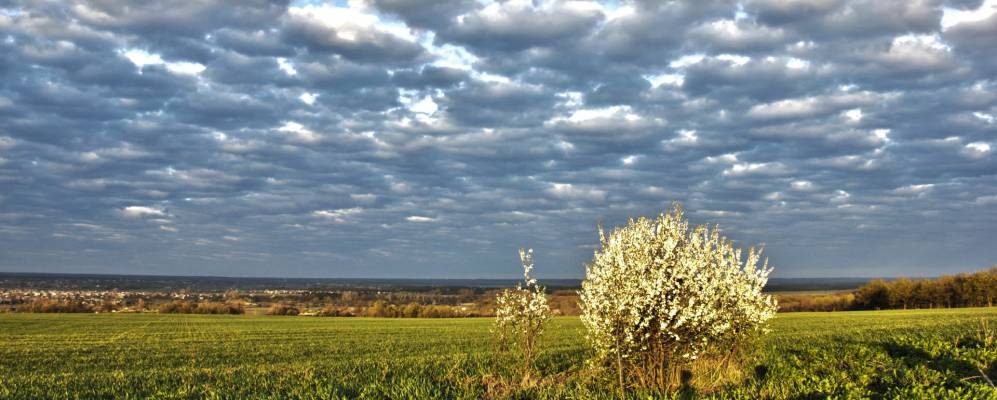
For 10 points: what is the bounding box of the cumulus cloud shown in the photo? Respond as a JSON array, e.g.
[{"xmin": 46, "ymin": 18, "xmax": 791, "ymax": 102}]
[
  {"xmin": 546, "ymin": 105, "xmax": 657, "ymax": 133},
  {"xmin": 282, "ymin": 3, "xmax": 426, "ymax": 63},
  {"xmin": 119, "ymin": 206, "xmax": 168, "ymax": 219},
  {"xmin": 0, "ymin": 136, "xmax": 16, "ymax": 150},
  {"xmin": 746, "ymin": 91, "xmax": 888, "ymax": 120},
  {"xmin": 546, "ymin": 183, "xmax": 607, "ymax": 203},
  {"xmin": 0, "ymin": 0, "xmax": 995, "ymax": 278},
  {"xmin": 441, "ymin": 0, "xmax": 604, "ymax": 51},
  {"xmin": 312, "ymin": 208, "xmax": 364, "ymax": 224}
]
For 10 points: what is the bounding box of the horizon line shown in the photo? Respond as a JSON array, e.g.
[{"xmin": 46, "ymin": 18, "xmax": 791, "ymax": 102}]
[{"xmin": 0, "ymin": 270, "xmax": 900, "ymax": 281}]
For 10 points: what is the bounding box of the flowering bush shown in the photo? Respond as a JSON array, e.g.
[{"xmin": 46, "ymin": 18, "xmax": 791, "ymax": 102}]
[
  {"xmin": 494, "ymin": 248, "xmax": 552, "ymax": 376},
  {"xmin": 579, "ymin": 204, "xmax": 777, "ymax": 391}
]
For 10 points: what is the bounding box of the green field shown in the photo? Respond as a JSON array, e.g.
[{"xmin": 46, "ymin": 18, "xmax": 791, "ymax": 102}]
[{"xmin": 1, "ymin": 308, "xmax": 995, "ymax": 399}]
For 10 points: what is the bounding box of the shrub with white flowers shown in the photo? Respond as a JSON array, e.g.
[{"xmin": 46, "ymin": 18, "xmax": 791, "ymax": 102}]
[
  {"xmin": 494, "ymin": 248, "xmax": 552, "ymax": 376},
  {"xmin": 579, "ymin": 204, "xmax": 777, "ymax": 391}
]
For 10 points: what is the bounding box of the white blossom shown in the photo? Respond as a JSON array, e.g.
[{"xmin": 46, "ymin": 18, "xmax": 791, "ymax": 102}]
[
  {"xmin": 579, "ymin": 204, "xmax": 777, "ymax": 388},
  {"xmin": 493, "ymin": 248, "xmax": 552, "ymax": 374}
]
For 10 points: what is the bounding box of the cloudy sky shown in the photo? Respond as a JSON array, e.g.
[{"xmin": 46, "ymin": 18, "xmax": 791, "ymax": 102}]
[{"xmin": 1, "ymin": 0, "xmax": 995, "ymax": 279}]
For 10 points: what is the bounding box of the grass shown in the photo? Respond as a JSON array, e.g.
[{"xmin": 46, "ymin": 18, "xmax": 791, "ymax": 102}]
[{"xmin": 0, "ymin": 308, "xmax": 995, "ymax": 399}]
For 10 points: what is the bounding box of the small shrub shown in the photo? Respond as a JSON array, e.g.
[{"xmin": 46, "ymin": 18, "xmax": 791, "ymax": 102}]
[
  {"xmin": 317, "ymin": 305, "xmax": 354, "ymax": 317},
  {"xmin": 267, "ymin": 303, "xmax": 300, "ymax": 316},
  {"xmin": 157, "ymin": 300, "xmax": 243, "ymax": 314},
  {"xmin": 195, "ymin": 301, "xmax": 244, "ymax": 315},
  {"xmin": 401, "ymin": 302, "xmax": 422, "ymax": 318},
  {"xmin": 579, "ymin": 204, "xmax": 777, "ymax": 392},
  {"xmin": 366, "ymin": 300, "xmax": 396, "ymax": 317},
  {"xmin": 158, "ymin": 300, "xmax": 196, "ymax": 314},
  {"xmin": 493, "ymin": 248, "xmax": 552, "ymax": 378}
]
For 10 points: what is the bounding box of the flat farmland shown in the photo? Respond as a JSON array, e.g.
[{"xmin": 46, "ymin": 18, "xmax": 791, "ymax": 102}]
[{"xmin": 1, "ymin": 308, "xmax": 995, "ymax": 399}]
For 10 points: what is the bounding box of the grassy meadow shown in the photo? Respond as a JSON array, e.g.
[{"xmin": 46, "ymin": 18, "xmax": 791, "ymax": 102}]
[{"xmin": 1, "ymin": 308, "xmax": 995, "ymax": 399}]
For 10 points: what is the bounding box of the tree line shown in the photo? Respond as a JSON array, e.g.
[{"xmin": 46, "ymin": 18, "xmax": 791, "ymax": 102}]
[
  {"xmin": 853, "ymin": 267, "xmax": 996, "ymax": 310},
  {"xmin": 779, "ymin": 267, "xmax": 996, "ymax": 312}
]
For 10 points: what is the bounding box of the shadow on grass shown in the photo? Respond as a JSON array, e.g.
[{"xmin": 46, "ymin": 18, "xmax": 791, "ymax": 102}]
[
  {"xmin": 754, "ymin": 364, "xmax": 769, "ymax": 381},
  {"xmin": 881, "ymin": 341, "xmax": 978, "ymax": 377},
  {"xmin": 865, "ymin": 339, "xmax": 993, "ymax": 396}
]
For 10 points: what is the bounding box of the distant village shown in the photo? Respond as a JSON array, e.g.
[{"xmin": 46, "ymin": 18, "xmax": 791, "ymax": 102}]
[
  {"xmin": 4, "ymin": 267, "xmax": 994, "ymax": 316},
  {"xmin": 0, "ymin": 285, "xmax": 585, "ymax": 317}
]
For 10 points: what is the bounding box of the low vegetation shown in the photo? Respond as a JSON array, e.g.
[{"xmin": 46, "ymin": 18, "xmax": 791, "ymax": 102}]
[
  {"xmin": 0, "ymin": 309, "xmax": 993, "ymax": 398},
  {"xmin": 157, "ymin": 300, "xmax": 244, "ymax": 315},
  {"xmin": 266, "ymin": 302, "xmax": 300, "ymax": 316},
  {"xmin": 361, "ymin": 300, "xmax": 466, "ymax": 318},
  {"xmin": 774, "ymin": 291, "xmax": 855, "ymax": 312},
  {"xmin": 11, "ymin": 299, "xmax": 94, "ymax": 313}
]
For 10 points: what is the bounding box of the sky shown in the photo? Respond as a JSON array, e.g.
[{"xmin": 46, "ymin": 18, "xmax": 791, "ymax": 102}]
[{"xmin": 0, "ymin": 0, "xmax": 995, "ymax": 279}]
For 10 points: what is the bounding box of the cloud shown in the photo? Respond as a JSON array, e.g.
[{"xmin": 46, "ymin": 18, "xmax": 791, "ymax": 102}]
[
  {"xmin": 121, "ymin": 49, "xmax": 206, "ymax": 75},
  {"xmin": 546, "ymin": 183, "xmax": 607, "ymax": 203},
  {"xmin": 440, "ymin": 0, "xmax": 604, "ymax": 52},
  {"xmin": 963, "ymin": 141, "xmax": 992, "ymax": 158},
  {"xmin": 546, "ymin": 105, "xmax": 663, "ymax": 138},
  {"xmin": 119, "ymin": 206, "xmax": 168, "ymax": 219},
  {"xmin": 312, "ymin": 208, "xmax": 363, "ymax": 224},
  {"xmin": 282, "ymin": 3, "xmax": 426, "ymax": 63},
  {"xmin": 893, "ymin": 183, "xmax": 935, "ymax": 196},
  {"xmin": 746, "ymin": 92, "xmax": 887, "ymax": 120},
  {"xmin": 277, "ymin": 121, "xmax": 324, "ymax": 144},
  {"xmin": 722, "ymin": 162, "xmax": 793, "ymax": 177},
  {"xmin": 0, "ymin": 0, "xmax": 995, "ymax": 278},
  {"xmin": 688, "ymin": 18, "xmax": 787, "ymax": 52},
  {"xmin": 0, "ymin": 136, "xmax": 16, "ymax": 150}
]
